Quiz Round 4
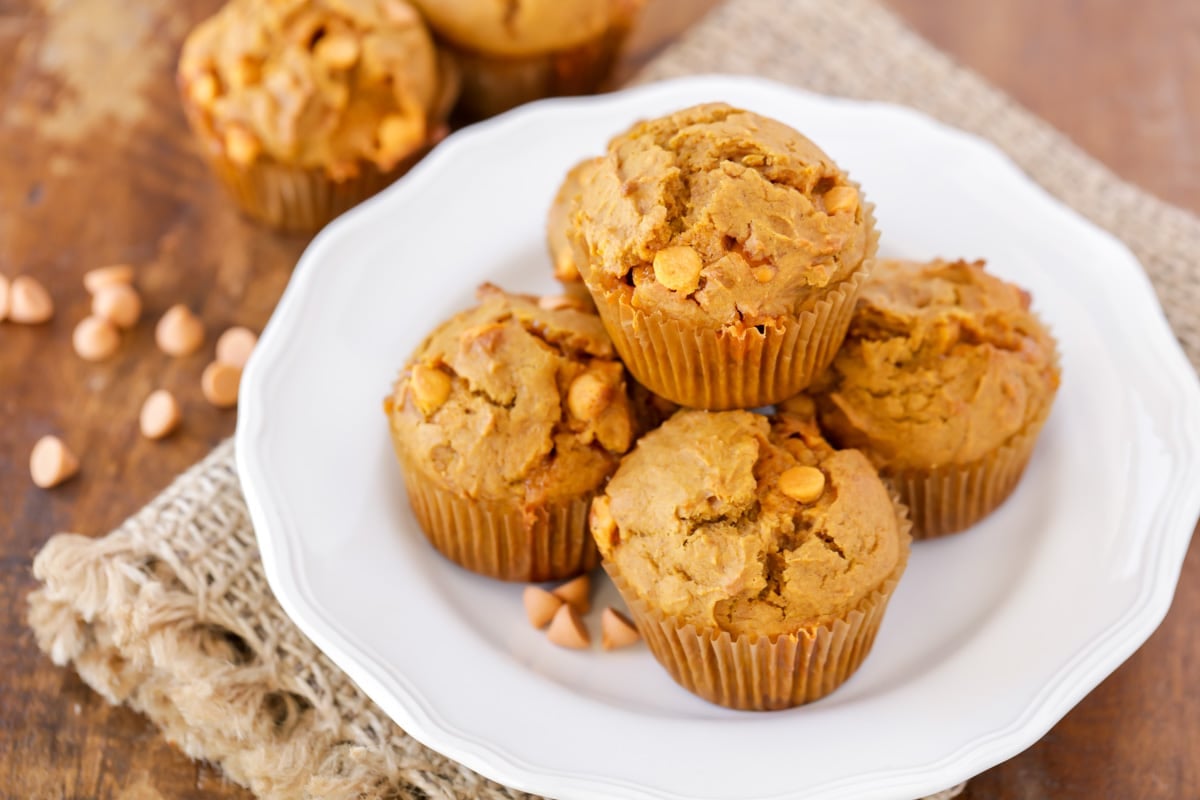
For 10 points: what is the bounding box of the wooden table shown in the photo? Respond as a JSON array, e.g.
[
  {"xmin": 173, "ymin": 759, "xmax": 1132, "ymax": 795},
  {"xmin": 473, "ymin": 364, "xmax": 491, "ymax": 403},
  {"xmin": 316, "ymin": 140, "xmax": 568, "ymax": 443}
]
[{"xmin": 1, "ymin": 0, "xmax": 1196, "ymax": 797}]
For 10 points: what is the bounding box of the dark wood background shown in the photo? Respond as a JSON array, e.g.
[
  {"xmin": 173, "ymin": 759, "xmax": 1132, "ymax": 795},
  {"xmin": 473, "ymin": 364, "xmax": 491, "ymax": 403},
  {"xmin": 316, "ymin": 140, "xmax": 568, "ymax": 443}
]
[{"xmin": 1, "ymin": 0, "xmax": 1197, "ymax": 797}]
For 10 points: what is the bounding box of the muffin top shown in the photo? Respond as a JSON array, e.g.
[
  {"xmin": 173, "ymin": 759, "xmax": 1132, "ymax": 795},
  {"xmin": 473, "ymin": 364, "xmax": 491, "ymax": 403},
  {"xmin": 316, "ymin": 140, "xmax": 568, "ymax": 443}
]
[
  {"xmin": 569, "ymin": 103, "xmax": 872, "ymax": 327},
  {"xmin": 812, "ymin": 258, "xmax": 1060, "ymax": 471},
  {"xmin": 179, "ymin": 0, "xmax": 453, "ymax": 178},
  {"xmin": 409, "ymin": 0, "xmax": 621, "ymax": 56},
  {"xmin": 592, "ymin": 409, "xmax": 907, "ymax": 637},
  {"xmin": 547, "ymin": 157, "xmax": 601, "ymax": 288},
  {"xmin": 385, "ymin": 285, "xmax": 639, "ymax": 507}
]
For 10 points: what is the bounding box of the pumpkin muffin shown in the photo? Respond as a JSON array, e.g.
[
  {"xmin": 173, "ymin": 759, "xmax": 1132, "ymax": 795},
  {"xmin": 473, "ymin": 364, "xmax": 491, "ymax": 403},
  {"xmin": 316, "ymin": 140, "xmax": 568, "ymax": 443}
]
[
  {"xmin": 546, "ymin": 158, "xmax": 601, "ymax": 307},
  {"xmin": 385, "ymin": 284, "xmax": 639, "ymax": 581},
  {"xmin": 178, "ymin": 0, "xmax": 458, "ymax": 232},
  {"xmin": 409, "ymin": 0, "xmax": 643, "ymax": 119},
  {"xmin": 591, "ymin": 408, "xmax": 910, "ymax": 710},
  {"xmin": 569, "ymin": 103, "xmax": 878, "ymax": 409},
  {"xmin": 809, "ymin": 258, "xmax": 1060, "ymax": 539}
]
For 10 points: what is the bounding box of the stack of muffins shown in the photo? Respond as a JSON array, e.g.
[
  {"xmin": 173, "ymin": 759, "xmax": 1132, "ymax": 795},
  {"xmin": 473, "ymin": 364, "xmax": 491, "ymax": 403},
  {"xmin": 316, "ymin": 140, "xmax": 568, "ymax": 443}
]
[
  {"xmin": 386, "ymin": 102, "xmax": 1061, "ymax": 711},
  {"xmin": 176, "ymin": 0, "xmax": 644, "ymax": 232}
]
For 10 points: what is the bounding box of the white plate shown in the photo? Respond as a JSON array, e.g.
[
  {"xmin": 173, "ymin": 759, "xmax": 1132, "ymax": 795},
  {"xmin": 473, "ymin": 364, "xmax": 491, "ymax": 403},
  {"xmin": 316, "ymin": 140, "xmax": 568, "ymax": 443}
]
[{"xmin": 237, "ymin": 76, "xmax": 1200, "ymax": 800}]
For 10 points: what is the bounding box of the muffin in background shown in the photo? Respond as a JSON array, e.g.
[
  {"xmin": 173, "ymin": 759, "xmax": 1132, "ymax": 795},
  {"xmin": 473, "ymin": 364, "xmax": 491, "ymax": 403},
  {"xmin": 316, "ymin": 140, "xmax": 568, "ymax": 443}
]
[
  {"xmin": 592, "ymin": 408, "xmax": 910, "ymax": 710},
  {"xmin": 808, "ymin": 258, "xmax": 1060, "ymax": 539},
  {"xmin": 385, "ymin": 284, "xmax": 640, "ymax": 582},
  {"xmin": 178, "ymin": 0, "xmax": 458, "ymax": 232},
  {"xmin": 546, "ymin": 157, "xmax": 601, "ymax": 307},
  {"xmin": 569, "ymin": 103, "xmax": 878, "ymax": 410},
  {"xmin": 410, "ymin": 0, "xmax": 643, "ymax": 119}
]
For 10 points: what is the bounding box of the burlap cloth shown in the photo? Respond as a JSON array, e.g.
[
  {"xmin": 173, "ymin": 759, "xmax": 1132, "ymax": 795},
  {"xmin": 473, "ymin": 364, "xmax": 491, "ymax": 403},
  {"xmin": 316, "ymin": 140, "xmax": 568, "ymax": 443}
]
[{"xmin": 27, "ymin": 0, "xmax": 1200, "ymax": 798}]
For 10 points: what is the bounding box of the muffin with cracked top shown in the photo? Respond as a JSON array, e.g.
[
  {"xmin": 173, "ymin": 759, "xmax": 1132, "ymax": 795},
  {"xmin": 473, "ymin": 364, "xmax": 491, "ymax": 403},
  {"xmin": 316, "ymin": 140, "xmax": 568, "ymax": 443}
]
[
  {"xmin": 568, "ymin": 102, "xmax": 878, "ymax": 410},
  {"xmin": 385, "ymin": 284, "xmax": 640, "ymax": 581},
  {"xmin": 806, "ymin": 257, "xmax": 1060, "ymax": 538},
  {"xmin": 591, "ymin": 408, "xmax": 910, "ymax": 710}
]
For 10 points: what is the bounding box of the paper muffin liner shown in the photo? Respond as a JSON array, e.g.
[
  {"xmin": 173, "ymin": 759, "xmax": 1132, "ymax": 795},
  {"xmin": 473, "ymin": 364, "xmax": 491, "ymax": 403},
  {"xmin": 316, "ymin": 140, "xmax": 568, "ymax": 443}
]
[
  {"xmin": 592, "ymin": 267, "xmax": 865, "ymax": 410},
  {"xmin": 603, "ymin": 495, "xmax": 912, "ymax": 711},
  {"xmin": 400, "ymin": 460, "xmax": 598, "ymax": 582},
  {"xmin": 886, "ymin": 404, "xmax": 1053, "ymax": 540},
  {"xmin": 203, "ymin": 151, "xmax": 420, "ymax": 234},
  {"xmin": 445, "ymin": 0, "xmax": 642, "ymax": 120}
]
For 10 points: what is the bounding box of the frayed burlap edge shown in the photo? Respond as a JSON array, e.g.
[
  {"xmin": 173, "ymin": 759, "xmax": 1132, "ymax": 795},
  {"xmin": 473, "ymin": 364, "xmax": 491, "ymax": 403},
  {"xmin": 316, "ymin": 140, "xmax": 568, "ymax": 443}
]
[{"xmin": 29, "ymin": 440, "xmax": 531, "ymax": 800}]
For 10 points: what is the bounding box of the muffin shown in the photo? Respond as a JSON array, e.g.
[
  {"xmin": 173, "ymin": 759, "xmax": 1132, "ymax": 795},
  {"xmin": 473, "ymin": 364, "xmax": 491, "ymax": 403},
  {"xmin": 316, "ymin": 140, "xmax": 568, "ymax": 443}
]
[
  {"xmin": 409, "ymin": 0, "xmax": 643, "ymax": 119},
  {"xmin": 569, "ymin": 103, "xmax": 878, "ymax": 410},
  {"xmin": 546, "ymin": 158, "xmax": 601, "ymax": 307},
  {"xmin": 591, "ymin": 408, "xmax": 910, "ymax": 710},
  {"xmin": 178, "ymin": 0, "xmax": 458, "ymax": 232},
  {"xmin": 808, "ymin": 258, "xmax": 1060, "ymax": 539},
  {"xmin": 385, "ymin": 284, "xmax": 639, "ymax": 581}
]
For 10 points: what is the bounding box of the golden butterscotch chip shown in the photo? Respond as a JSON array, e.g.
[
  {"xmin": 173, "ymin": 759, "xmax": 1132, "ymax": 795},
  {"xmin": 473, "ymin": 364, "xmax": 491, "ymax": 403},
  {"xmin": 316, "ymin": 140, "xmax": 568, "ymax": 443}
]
[
  {"xmin": 652, "ymin": 246, "xmax": 703, "ymax": 294},
  {"xmin": 600, "ymin": 607, "xmax": 639, "ymax": 650},
  {"xmin": 140, "ymin": 389, "xmax": 182, "ymax": 440},
  {"xmin": 567, "ymin": 372, "xmax": 612, "ymax": 421},
  {"xmin": 156, "ymin": 305, "xmax": 205, "ymax": 357},
  {"xmin": 523, "ymin": 586, "xmax": 563, "ymax": 629},
  {"xmin": 30, "ymin": 435, "xmax": 79, "ymax": 489},
  {"xmin": 72, "ymin": 316, "xmax": 120, "ymax": 362},
  {"xmin": 201, "ymin": 361, "xmax": 242, "ymax": 408},
  {"xmin": 224, "ymin": 125, "xmax": 261, "ymax": 166},
  {"xmin": 822, "ymin": 185, "xmax": 859, "ymax": 215},
  {"xmin": 92, "ymin": 284, "xmax": 141, "ymax": 329},
  {"xmin": 546, "ymin": 604, "xmax": 590, "ymax": 649},
  {"xmin": 552, "ymin": 574, "xmax": 591, "ymax": 614},
  {"xmin": 313, "ymin": 33, "xmax": 361, "ymax": 69},
  {"xmin": 9, "ymin": 276, "xmax": 53, "ymax": 324},
  {"xmin": 215, "ymin": 326, "xmax": 258, "ymax": 368},
  {"xmin": 409, "ymin": 363, "xmax": 451, "ymax": 416},
  {"xmin": 778, "ymin": 465, "xmax": 825, "ymax": 503},
  {"xmin": 83, "ymin": 264, "xmax": 134, "ymax": 294}
]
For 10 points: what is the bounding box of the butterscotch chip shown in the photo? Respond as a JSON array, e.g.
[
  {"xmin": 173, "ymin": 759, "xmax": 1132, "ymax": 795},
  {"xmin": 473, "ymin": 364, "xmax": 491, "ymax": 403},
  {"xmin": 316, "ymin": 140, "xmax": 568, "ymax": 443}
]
[
  {"xmin": 600, "ymin": 607, "xmax": 640, "ymax": 650},
  {"xmin": 589, "ymin": 495, "xmax": 616, "ymax": 546},
  {"xmin": 552, "ymin": 574, "xmax": 590, "ymax": 614},
  {"xmin": 156, "ymin": 305, "xmax": 205, "ymax": 357},
  {"xmin": 314, "ymin": 33, "xmax": 360, "ymax": 68},
  {"xmin": 523, "ymin": 586, "xmax": 563, "ymax": 629},
  {"xmin": 0, "ymin": 274, "xmax": 9, "ymax": 322},
  {"xmin": 537, "ymin": 294, "xmax": 586, "ymax": 312},
  {"xmin": 215, "ymin": 326, "xmax": 258, "ymax": 368},
  {"xmin": 83, "ymin": 264, "xmax": 135, "ymax": 294},
  {"xmin": 201, "ymin": 361, "xmax": 241, "ymax": 408},
  {"xmin": 139, "ymin": 389, "xmax": 182, "ymax": 440},
  {"xmin": 189, "ymin": 72, "xmax": 219, "ymax": 105},
  {"xmin": 779, "ymin": 465, "xmax": 826, "ymax": 503},
  {"xmin": 224, "ymin": 125, "xmax": 260, "ymax": 166},
  {"xmin": 567, "ymin": 372, "xmax": 612, "ymax": 421},
  {"xmin": 823, "ymin": 185, "xmax": 859, "ymax": 215},
  {"xmin": 545, "ymin": 604, "xmax": 590, "ymax": 649},
  {"xmin": 409, "ymin": 363, "xmax": 451, "ymax": 416},
  {"xmin": 92, "ymin": 284, "xmax": 142, "ymax": 329},
  {"xmin": 652, "ymin": 246, "xmax": 703, "ymax": 294},
  {"xmin": 9, "ymin": 276, "xmax": 54, "ymax": 324},
  {"xmin": 30, "ymin": 435, "xmax": 79, "ymax": 489},
  {"xmin": 377, "ymin": 113, "xmax": 423, "ymax": 161},
  {"xmin": 72, "ymin": 316, "xmax": 121, "ymax": 362}
]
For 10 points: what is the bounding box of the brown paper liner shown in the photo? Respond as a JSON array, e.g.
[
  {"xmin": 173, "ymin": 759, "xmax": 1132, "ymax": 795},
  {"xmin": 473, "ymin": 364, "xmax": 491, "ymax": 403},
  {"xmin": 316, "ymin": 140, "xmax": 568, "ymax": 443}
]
[
  {"xmin": 444, "ymin": 1, "xmax": 642, "ymax": 120},
  {"xmin": 203, "ymin": 152, "xmax": 420, "ymax": 234},
  {"xmin": 887, "ymin": 406, "xmax": 1052, "ymax": 540},
  {"xmin": 593, "ymin": 267, "xmax": 864, "ymax": 410},
  {"xmin": 400, "ymin": 461, "xmax": 598, "ymax": 582},
  {"xmin": 604, "ymin": 496, "xmax": 912, "ymax": 711},
  {"xmin": 587, "ymin": 191, "xmax": 878, "ymax": 410}
]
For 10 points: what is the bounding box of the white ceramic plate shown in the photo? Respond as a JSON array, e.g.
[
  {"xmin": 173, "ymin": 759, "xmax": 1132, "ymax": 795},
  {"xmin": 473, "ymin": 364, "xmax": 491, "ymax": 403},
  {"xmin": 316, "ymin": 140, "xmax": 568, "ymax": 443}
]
[{"xmin": 237, "ymin": 76, "xmax": 1200, "ymax": 800}]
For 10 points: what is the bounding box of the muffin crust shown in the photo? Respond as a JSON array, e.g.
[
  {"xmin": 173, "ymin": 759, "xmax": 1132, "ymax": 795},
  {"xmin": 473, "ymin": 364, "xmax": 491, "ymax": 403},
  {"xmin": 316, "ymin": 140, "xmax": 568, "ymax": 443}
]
[
  {"xmin": 570, "ymin": 103, "xmax": 871, "ymax": 327},
  {"xmin": 593, "ymin": 409, "xmax": 905, "ymax": 637},
  {"xmin": 813, "ymin": 258, "xmax": 1060, "ymax": 470},
  {"xmin": 386, "ymin": 285, "xmax": 637, "ymax": 509}
]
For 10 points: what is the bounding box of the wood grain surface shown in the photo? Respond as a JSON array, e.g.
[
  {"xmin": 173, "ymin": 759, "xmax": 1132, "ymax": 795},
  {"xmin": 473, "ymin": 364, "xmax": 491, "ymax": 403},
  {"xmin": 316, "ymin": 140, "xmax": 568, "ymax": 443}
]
[{"xmin": 0, "ymin": 0, "xmax": 1196, "ymax": 798}]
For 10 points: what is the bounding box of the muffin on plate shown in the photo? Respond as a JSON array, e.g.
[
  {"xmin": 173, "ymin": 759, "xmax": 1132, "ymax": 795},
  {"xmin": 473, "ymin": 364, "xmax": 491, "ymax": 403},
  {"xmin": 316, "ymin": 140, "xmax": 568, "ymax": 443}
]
[
  {"xmin": 385, "ymin": 284, "xmax": 639, "ymax": 581},
  {"xmin": 546, "ymin": 158, "xmax": 601, "ymax": 307},
  {"xmin": 569, "ymin": 103, "xmax": 878, "ymax": 410},
  {"xmin": 807, "ymin": 258, "xmax": 1060, "ymax": 539},
  {"xmin": 178, "ymin": 0, "xmax": 458, "ymax": 232},
  {"xmin": 408, "ymin": 0, "xmax": 643, "ymax": 119},
  {"xmin": 591, "ymin": 408, "xmax": 910, "ymax": 710}
]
